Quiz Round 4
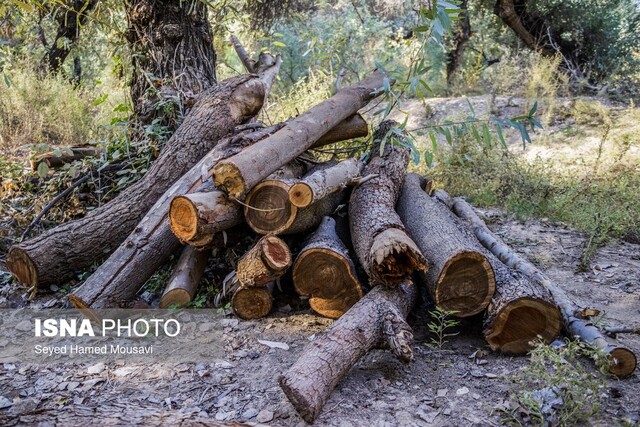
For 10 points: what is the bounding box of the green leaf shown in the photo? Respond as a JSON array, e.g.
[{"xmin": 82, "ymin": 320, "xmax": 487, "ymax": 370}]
[
  {"xmin": 92, "ymin": 94, "xmax": 108, "ymax": 106},
  {"xmin": 482, "ymin": 123, "xmax": 492, "ymax": 147},
  {"xmin": 529, "ymin": 100, "xmax": 538, "ymax": 116},
  {"xmin": 37, "ymin": 162, "xmax": 49, "ymax": 178},
  {"xmin": 272, "ymin": 41, "xmax": 286, "ymax": 48},
  {"xmin": 424, "ymin": 150, "xmax": 434, "ymax": 168},
  {"xmin": 495, "ymin": 125, "xmax": 507, "ymax": 149}
]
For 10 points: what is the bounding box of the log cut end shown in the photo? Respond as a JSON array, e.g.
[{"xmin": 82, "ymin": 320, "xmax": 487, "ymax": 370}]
[
  {"xmin": 231, "ymin": 286, "xmax": 273, "ymax": 320},
  {"xmin": 261, "ymin": 235, "xmax": 292, "ymax": 270},
  {"xmin": 484, "ymin": 297, "xmax": 561, "ymax": 354},
  {"xmin": 293, "ymin": 249, "xmax": 363, "ymax": 319},
  {"xmin": 6, "ymin": 247, "xmax": 38, "ymax": 287},
  {"xmin": 169, "ymin": 196, "xmax": 199, "ymax": 242},
  {"xmin": 213, "ymin": 162, "xmax": 245, "ymax": 199},
  {"xmin": 609, "ymin": 347, "xmax": 637, "ymax": 378},
  {"xmin": 288, "ymin": 182, "xmax": 314, "ymax": 208},
  {"xmin": 434, "ymin": 251, "xmax": 495, "ymax": 317},
  {"xmin": 159, "ymin": 289, "xmax": 192, "ymax": 309},
  {"xmin": 369, "ymin": 228, "xmax": 428, "ymax": 285},
  {"xmin": 244, "ymin": 180, "xmax": 297, "ymax": 234},
  {"xmin": 278, "ymin": 374, "xmax": 318, "ymax": 423}
]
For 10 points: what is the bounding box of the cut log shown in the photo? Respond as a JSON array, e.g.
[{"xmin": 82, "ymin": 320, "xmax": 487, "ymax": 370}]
[
  {"xmin": 30, "ymin": 146, "xmax": 101, "ymax": 170},
  {"xmin": 232, "ymin": 281, "xmax": 274, "ymax": 320},
  {"xmin": 7, "ymin": 72, "xmax": 271, "ymax": 289},
  {"xmin": 396, "ymin": 173, "xmax": 495, "ymax": 317},
  {"xmin": 349, "ymin": 121, "xmax": 427, "ymax": 285},
  {"xmin": 236, "ymin": 235, "xmax": 291, "ymax": 287},
  {"xmin": 288, "ymin": 157, "xmax": 364, "ymax": 208},
  {"xmin": 484, "ymin": 258, "xmax": 562, "ymax": 354},
  {"xmin": 450, "ymin": 196, "xmax": 637, "ymax": 377},
  {"xmin": 68, "ymin": 124, "xmax": 283, "ymax": 309},
  {"xmin": 312, "ymin": 113, "xmax": 368, "ymax": 148},
  {"xmin": 168, "ymin": 185, "xmax": 242, "ymax": 247},
  {"xmin": 213, "ymin": 70, "xmax": 388, "ymax": 199},
  {"xmin": 292, "ymin": 216, "xmax": 363, "ymax": 319},
  {"xmin": 279, "ymin": 280, "xmax": 417, "ymax": 423},
  {"xmin": 159, "ymin": 246, "xmax": 209, "ymax": 308}
]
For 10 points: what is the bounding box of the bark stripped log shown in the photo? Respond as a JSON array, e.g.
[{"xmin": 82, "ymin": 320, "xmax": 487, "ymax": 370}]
[
  {"xmin": 159, "ymin": 246, "xmax": 209, "ymax": 308},
  {"xmin": 288, "ymin": 157, "xmax": 364, "ymax": 208},
  {"xmin": 232, "ymin": 281, "xmax": 274, "ymax": 320},
  {"xmin": 279, "ymin": 280, "xmax": 417, "ymax": 423},
  {"xmin": 213, "ymin": 70, "xmax": 388, "ymax": 199},
  {"xmin": 7, "ymin": 74, "xmax": 269, "ymax": 289},
  {"xmin": 396, "ymin": 173, "xmax": 495, "ymax": 317},
  {"xmin": 451, "ymin": 197, "xmax": 637, "ymax": 377},
  {"xmin": 292, "ymin": 216, "xmax": 363, "ymax": 319},
  {"xmin": 484, "ymin": 258, "xmax": 561, "ymax": 354},
  {"xmin": 349, "ymin": 121, "xmax": 427, "ymax": 285},
  {"xmin": 236, "ymin": 235, "xmax": 291, "ymax": 287},
  {"xmin": 68, "ymin": 123, "xmax": 284, "ymax": 309}
]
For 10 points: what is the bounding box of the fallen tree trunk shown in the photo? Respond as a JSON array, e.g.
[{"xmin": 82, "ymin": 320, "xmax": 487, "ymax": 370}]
[
  {"xmin": 484, "ymin": 257, "xmax": 562, "ymax": 354},
  {"xmin": 159, "ymin": 246, "xmax": 209, "ymax": 308},
  {"xmin": 168, "ymin": 186, "xmax": 242, "ymax": 247},
  {"xmin": 396, "ymin": 173, "xmax": 495, "ymax": 317},
  {"xmin": 349, "ymin": 121, "xmax": 427, "ymax": 285},
  {"xmin": 279, "ymin": 280, "xmax": 417, "ymax": 423},
  {"xmin": 288, "ymin": 157, "xmax": 364, "ymax": 208},
  {"xmin": 30, "ymin": 146, "xmax": 101, "ymax": 170},
  {"xmin": 68, "ymin": 124, "xmax": 283, "ymax": 309},
  {"xmin": 7, "ymin": 73, "xmax": 270, "ymax": 289},
  {"xmin": 236, "ymin": 235, "xmax": 291, "ymax": 287},
  {"xmin": 213, "ymin": 70, "xmax": 388, "ymax": 199},
  {"xmin": 292, "ymin": 216, "xmax": 363, "ymax": 319},
  {"xmin": 232, "ymin": 281, "xmax": 274, "ymax": 320},
  {"xmin": 451, "ymin": 196, "xmax": 637, "ymax": 377}
]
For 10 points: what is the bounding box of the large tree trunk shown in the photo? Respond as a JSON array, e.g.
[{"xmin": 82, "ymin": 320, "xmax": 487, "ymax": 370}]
[
  {"xmin": 494, "ymin": 0, "xmax": 553, "ymax": 56},
  {"xmin": 292, "ymin": 216, "xmax": 363, "ymax": 319},
  {"xmin": 451, "ymin": 196, "xmax": 637, "ymax": 377},
  {"xmin": 213, "ymin": 70, "xmax": 388, "ymax": 199},
  {"xmin": 396, "ymin": 173, "xmax": 495, "ymax": 317},
  {"xmin": 40, "ymin": 0, "xmax": 100, "ymax": 74},
  {"xmin": 7, "ymin": 75, "xmax": 266, "ymax": 289},
  {"xmin": 125, "ymin": 0, "xmax": 217, "ymax": 128},
  {"xmin": 279, "ymin": 280, "xmax": 417, "ymax": 423},
  {"xmin": 349, "ymin": 122, "xmax": 427, "ymax": 285},
  {"xmin": 446, "ymin": 0, "xmax": 471, "ymax": 84},
  {"xmin": 67, "ymin": 121, "xmax": 280, "ymax": 309}
]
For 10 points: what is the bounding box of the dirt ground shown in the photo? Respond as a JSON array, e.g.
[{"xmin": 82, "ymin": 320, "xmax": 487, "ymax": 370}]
[{"xmin": 1, "ymin": 208, "xmax": 638, "ymax": 426}]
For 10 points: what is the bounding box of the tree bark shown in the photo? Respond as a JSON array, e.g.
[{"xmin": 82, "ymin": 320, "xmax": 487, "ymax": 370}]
[
  {"xmin": 288, "ymin": 157, "xmax": 364, "ymax": 208},
  {"xmin": 40, "ymin": 0, "xmax": 100, "ymax": 74},
  {"xmin": 484, "ymin": 257, "xmax": 561, "ymax": 354},
  {"xmin": 8, "ymin": 73, "xmax": 270, "ymax": 289},
  {"xmin": 451, "ymin": 196, "xmax": 637, "ymax": 377},
  {"xmin": 159, "ymin": 246, "xmax": 209, "ymax": 308},
  {"xmin": 236, "ymin": 235, "xmax": 291, "ymax": 287},
  {"xmin": 279, "ymin": 280, "xmax": 417, "ymax": 423},
  {"xmin": 446, "ymin": 0, "xmax": 471, "ymax": 84},
  {"xmin": 125, "ymin": 0, "xmax": 217, "ymax": 128},
  {"xmin": 168, "ymin": 186, "xmax": 242, "ymax": 247},
  {"xmin": 494, "ymin": 0, "xmax": 553, "ymax": 56},
  {"xmin": 292, "ymin": 216, "xmax": 363, "ymax": 319},
  {"xmin": 396, "ymin": 173, "xmax": 495, "ymax": 317},
  {"xmin": 232, "ymin": 281, "xmax": 274, "ymax": 320},
  {"xmin": 213, "ymin": 70, "xmax": 389, "ymax": 199},
  {"xmin": 30, "ymin": 146, "xmax": 100, "ymax": 170},
  {"xmin": 349, "ymin": 121, "xmax": 427, "ymax": 285},
  {"xmin": 67, "ymin": 123, "xmax": 281, "ymax": 309}
]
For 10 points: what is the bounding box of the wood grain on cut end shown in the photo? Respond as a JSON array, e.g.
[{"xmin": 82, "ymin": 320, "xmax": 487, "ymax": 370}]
[
  {"xmin": 434, "ymin": 251, "xmax": 495, "ymax": 317},
  {"xmin": 261, "ymin": 235, "xmax": 292, "ymax": 269},
  {"xmin": 369, "ymin": 228, "xmax": 428, "ymax": 285},
  {"xmin": 288, "ymin": 182, "xmax": 314, "ymax": 208},
  {"xmin": 485, "ymin": 298, "xmax": 561, "ymax": 354},
  {"xmin": 245, "ymin": 180, "xmax": 297, "ymax": 234},
  {"xmin": 293, "ymin": 249, "xmax": 363, "ymax": 319},
  {"xmin": 609, "ymin": 347, "xmax": 637, "ymax": 378},
  {"xmin": 213, "ymin": 162, "xmax": 245, "ymax": 199},
  {"xmin": 6, "ymin": 247, "xmax": 38, "ymax": 287},
  {"xmin": 159, "ymin": 289, "xmax": 192, "ymax": 308},
  {"xmin": 168, "ymin": 196, "xmax": 198, "ymax": 241},
  {"xmin": 232, "ymin": 286, "xmax": 273, "ymax": 320},
  {"xmin": 237, "ymin": 235, "xmax": 291, "ymax": 287}
]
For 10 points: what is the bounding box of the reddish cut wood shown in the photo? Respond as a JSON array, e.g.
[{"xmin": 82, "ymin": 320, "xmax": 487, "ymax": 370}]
[
  {"xmin": 397, "ymin": 173, "xmax": 495, "ymax": 317},
  {"xmin": 236, "ymin": 235, "xmax": 291, "ymax": 287},
  {"xmin": 160, "ymin": 246, "xmax": 209, "ymax": 308},
  {"xmin": 292, "ymin": 216, "xmax": 363, "ymax": 319}
]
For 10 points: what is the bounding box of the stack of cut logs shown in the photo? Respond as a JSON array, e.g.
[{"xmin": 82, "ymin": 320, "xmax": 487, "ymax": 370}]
[{"xmin": 6, "ymin": 41, "xmax": 636, "ymax": 423}]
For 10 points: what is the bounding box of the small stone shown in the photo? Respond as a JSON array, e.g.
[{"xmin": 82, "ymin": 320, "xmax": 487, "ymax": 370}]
[
  {"xmin": 470, "ymin": 369, "xmax": 484, "ymax": 378},
  {"xmin": 437, "ymin": 388, "xmax": 448, "ymax": 397},
  {"xmin": 0, "ymin": 396, "xmax": 12, "ymax": 409},
  {"xmin": 87, "ymin": 362, "xmax": 105, "ymax": 374},
  {"xmin": 215, "ymin": 411, "xmax": 227, "ymax": 421},
  {"xmin": 472, "ymin": 393, "xmax": 481, "ymax": 400},
  {"xmin": 66, "ymin": 381, "xmax": 80, "ymax": 391},
  {"xmin": 242, "ymin": 407, "xmax": 259, "ymax": 419},
  {"xmin": 256, "ymin": 409, "xmax": 274, "ymax": 423},
  {"xmin": 456, "ymin": 387, "xmax": 469, "ymax": 396},
  {"xmin": 15, "ymin": 320, "xmax": 31, "ymax": 332},
  {"xmin": 443, "ymin": 407, "xmax": 452, "ymax": 416},
  {"xmin": 485, "ymin": 373, "xmax": 498, "ymax": 379}
]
